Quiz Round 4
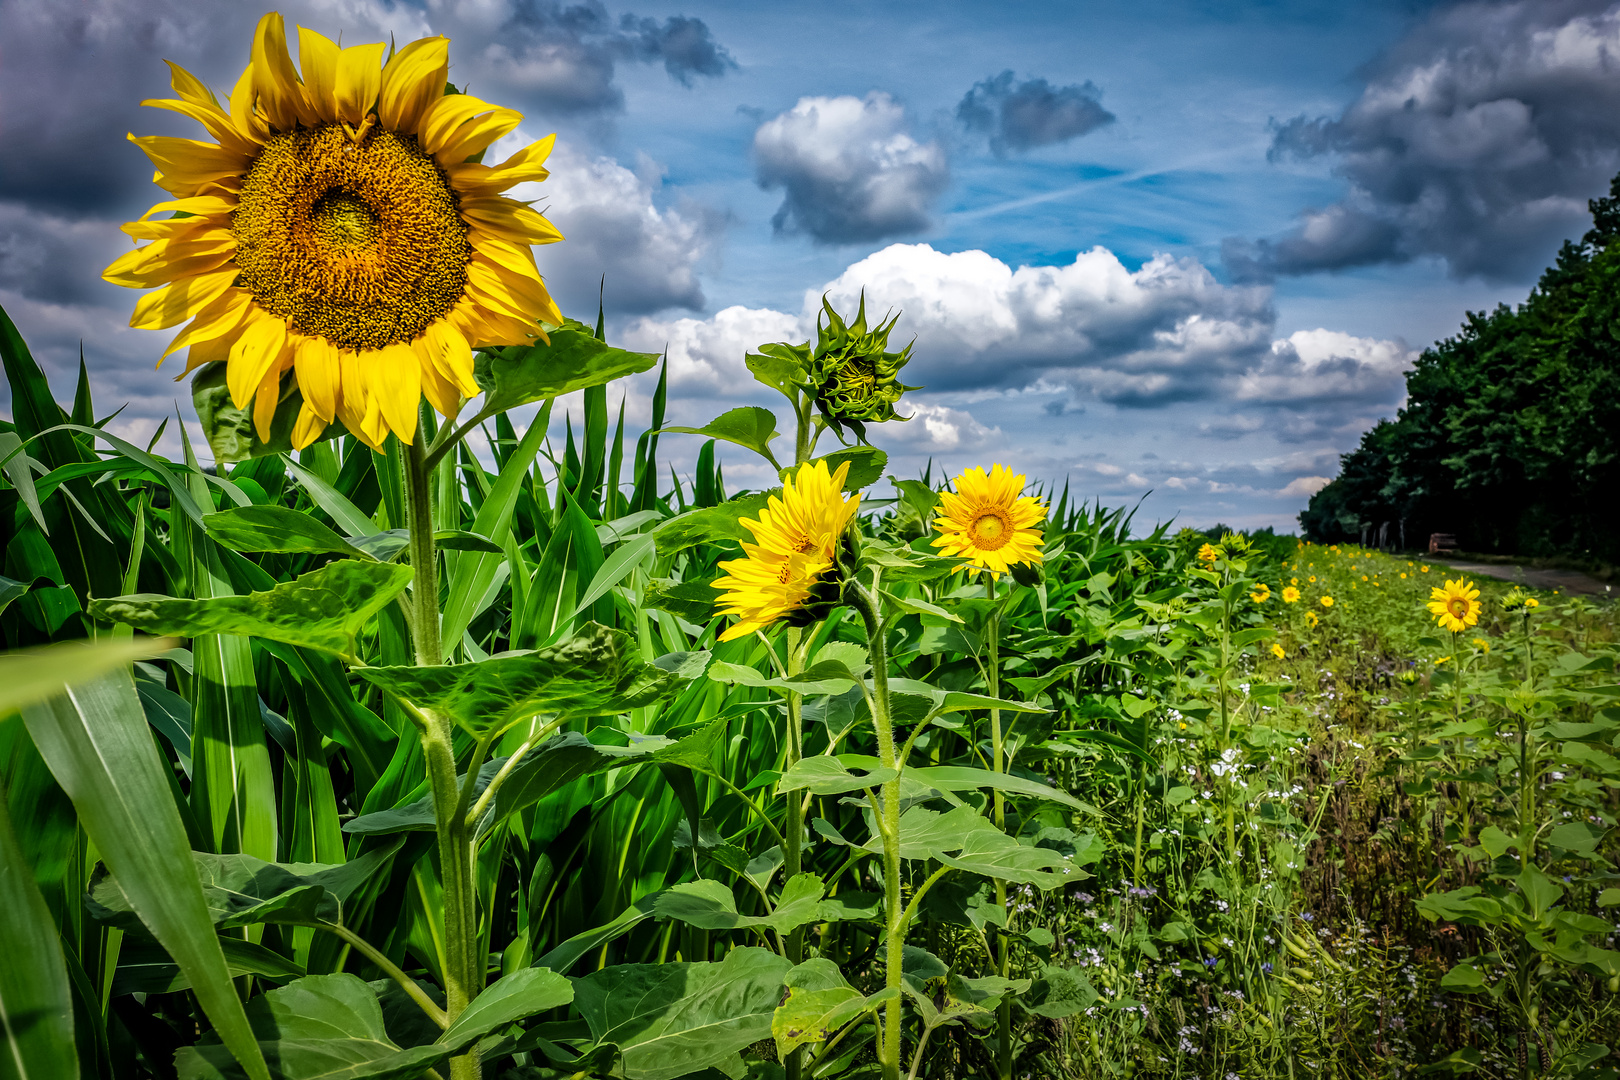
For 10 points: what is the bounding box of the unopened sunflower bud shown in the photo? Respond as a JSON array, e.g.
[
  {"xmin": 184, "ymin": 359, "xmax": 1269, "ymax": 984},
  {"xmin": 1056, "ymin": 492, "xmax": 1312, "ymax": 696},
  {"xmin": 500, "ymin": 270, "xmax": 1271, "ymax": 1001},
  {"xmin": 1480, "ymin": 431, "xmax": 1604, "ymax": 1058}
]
[{"xmin": 803, "ymin": 292, "xmax": 919, "ymax": 439}]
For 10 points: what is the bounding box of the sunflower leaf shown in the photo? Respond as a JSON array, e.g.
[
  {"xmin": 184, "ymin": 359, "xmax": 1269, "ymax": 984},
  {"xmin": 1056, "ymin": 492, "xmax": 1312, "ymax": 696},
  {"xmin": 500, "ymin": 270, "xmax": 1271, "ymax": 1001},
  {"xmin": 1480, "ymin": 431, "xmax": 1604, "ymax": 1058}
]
[
  {"xmin": 661, "ymin": 407, "xmax": 783, "ymax": 469},
  {"xmin": 653, "ymin": 491, "xmax": 774, "ymax": 557},
  {"xmin": 475, "ymin": 321, "xmax": 661, "ymax": 413},
  {"xmin": 352, "ymin": 622, "xmax": 691, "ymax": 737},
  {"xmin": 89, "ymin": 561, "xmax": 413, "ymax": 657},
  {"xmin": 804, "ymin": 447, "xmax": 886, "ymax": 492},
  {"xmin": 203, "ymin": 506, "xmax": 368, "ymax": 558}
]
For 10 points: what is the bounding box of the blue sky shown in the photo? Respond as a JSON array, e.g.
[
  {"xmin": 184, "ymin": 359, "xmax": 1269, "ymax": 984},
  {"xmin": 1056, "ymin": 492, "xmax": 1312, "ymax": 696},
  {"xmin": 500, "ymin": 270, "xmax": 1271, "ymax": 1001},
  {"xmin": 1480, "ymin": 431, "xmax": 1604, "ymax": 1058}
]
[{"xmin": 4, "ymin": 0, "xmax": 1616, "ymax": 530}]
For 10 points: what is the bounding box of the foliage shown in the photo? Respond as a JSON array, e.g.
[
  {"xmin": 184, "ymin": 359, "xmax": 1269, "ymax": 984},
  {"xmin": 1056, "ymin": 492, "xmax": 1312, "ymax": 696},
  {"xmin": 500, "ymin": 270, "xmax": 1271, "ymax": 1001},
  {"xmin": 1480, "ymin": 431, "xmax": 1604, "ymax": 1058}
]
[{"xmin": 1302, "ymin": 173, "xmax": 1620, "ymax": 561}]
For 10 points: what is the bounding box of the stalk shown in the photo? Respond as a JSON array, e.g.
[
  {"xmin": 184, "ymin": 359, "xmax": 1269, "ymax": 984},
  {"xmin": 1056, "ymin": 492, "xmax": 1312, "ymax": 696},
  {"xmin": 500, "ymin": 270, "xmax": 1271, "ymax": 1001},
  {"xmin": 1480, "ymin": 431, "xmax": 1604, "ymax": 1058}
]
[
  {"xmin": 784, "ymin": 627, "xmax": 807, "ymax": 1080},
  {"xmin": 852, "ymin": 584, "xmax": 903, "ymax": 1080},
  {"xmin": 985, "ymin": 575, "xmax": 1014, "ymax": 1080},
  {"xmin": 405, "ymin": 426, "xmax": 479, "ymax": 1080}
]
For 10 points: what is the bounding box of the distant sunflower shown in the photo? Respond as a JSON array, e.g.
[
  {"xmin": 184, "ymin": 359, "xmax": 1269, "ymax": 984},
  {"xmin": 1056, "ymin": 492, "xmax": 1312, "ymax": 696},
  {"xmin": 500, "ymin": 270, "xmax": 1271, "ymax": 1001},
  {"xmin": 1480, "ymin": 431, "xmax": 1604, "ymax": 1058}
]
[
  {"xmin": 1426, "ymin": 578, "xmax": 1481, "ymax": 633},
  {"xmin": 1196, "ymin": 543, "xmax": 1219, "ymax": 565},
  {"xmin": 1305, "ymin": 611, "xmax": 1319, "ymax": 628},
  {"xmin": 931, "ymin": 464, "xmax": 1047, "ymax": 577},
  {"xmin": 1320, "ymin": 595, "xmax": 1334, "ymax": 608},
  {"xmin": 1271, "ymin": 643, "xmax": 1285, "ymax": 660},
  {"xmin": 1281, "ymin": 586, "xmax": 1300, "ymax": 603},
  {"xmin": 1250, "ymin": 583, "xmax": 1271, "ymax": 603},
  {"xmin": 712, "ymin": 460, "xmax": 862, "ymax": 641},
  {"xmin": 105, "ymin": 12, "xmax": 563, "ymax": 450}
]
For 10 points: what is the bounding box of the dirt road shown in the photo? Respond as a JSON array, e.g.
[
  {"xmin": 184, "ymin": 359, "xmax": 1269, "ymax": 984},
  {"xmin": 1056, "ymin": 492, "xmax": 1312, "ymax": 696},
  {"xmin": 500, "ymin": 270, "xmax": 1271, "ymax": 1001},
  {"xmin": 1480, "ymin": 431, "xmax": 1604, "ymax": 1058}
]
[{"xmin": 1432, "ymin": 558, "xmax": 1612, "ymax": 597}]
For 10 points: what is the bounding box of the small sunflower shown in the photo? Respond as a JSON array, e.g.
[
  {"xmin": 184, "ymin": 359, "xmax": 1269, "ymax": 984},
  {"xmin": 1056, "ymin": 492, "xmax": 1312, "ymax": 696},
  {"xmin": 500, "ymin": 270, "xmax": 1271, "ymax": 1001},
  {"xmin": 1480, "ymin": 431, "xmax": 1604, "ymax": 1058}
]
[
  {"xmin": 1421, "ymin": 566, "xmax": 1430, "ymax": 573},
  {"xmin": 1426, "ymin": 577, "xmax": 1481, "ymax": 632},
  {"xmin": 1196, "ymin": 543, "xmax": 1220, "ymax": 565},
  {"xmin": 1308, "ymin": 575, "xmax": 1317, "ymax": 583},
  {"xmin": 106, "ymin": 13, "xmax": 563, "ymax": 451},
  {"xmin": 712, "ymin": 460, "xmax": 862, "ymax": 641},
  {"xmin": 1320, "ymin": 595, "xmax": 1334, "ymax": 608},
  {"xmin": 931, "ymin": 464, "xmax": 1047, "ymax": 577},
  {"xmin": 1281, "ymin": 586, "xmax": 1300, "ymax": 603},
  {"xmin": 1525, "ymin": 597, "xmax": 1539, "ymax": 609},
  {"xmin": 1305, "ymin": 611, "xmax": 1319, "ymax": 628},
  {"xmin": 1250, "ymin": 583, "xmax": 1271, "ymax": 603},
  {"xmin": 1270, "ymin": 643, "xmax": 1285, "ymax": 660},
  {"xmin": 1472, "ymin": 637, "xmax": 1490, "ymax": 654}
]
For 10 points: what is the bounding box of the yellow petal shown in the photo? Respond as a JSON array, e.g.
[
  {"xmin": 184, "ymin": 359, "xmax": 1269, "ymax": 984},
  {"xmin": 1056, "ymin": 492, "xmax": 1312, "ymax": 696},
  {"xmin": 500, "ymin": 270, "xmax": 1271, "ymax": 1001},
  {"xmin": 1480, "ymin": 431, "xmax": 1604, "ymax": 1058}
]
[
  {"xmin": 469, "ymin": 255, "xmax": 556, "ymax": 320},
  {"xmin": 377, "ymin": 35, "xmax": 449, "ymax": 134},
  {"xmin": 460, "ymin": 197, "xmax": 564, "ymax": 246},
  {"xmin": 293, "ymin": 336, "xmax": 341, "ymax": 421},
  {"xmin": 447, "ymin": 134, "xmax": 556, "ymax": 196},
  {"xmin": 123, "ymin": 213, "xmax": 231, "ymax": 241},
  {"xmin": 333, "ymin": 42, "xmax": 386, "ymax": 127},
  {"xmin": 103, "ymin": 235, "xmax": 235, "ymax": 289},
  {"xmin": 160, "ymin": 288, "xmax": 253, "ymax": 362},
  {"xmin": 296, "ymin": 27, "xmax": 341, "ymax": 119},
  {"xmin": 127, "ymin": 134, "xmax": 248, "ymax": 197},
  {"xmin": 178, "ymin": 332, "xmax": 233, "ymax": 378},
  {"xmin": 422, "ymin": 318, "xmax": 478, "ymax": 396},
  {"xmin": 250, "ymin": 12, "xmax": 316, "ymax": 130},
  {"xmin": 129, "ymin": 268, "xmax": 239, "ymax": 330},
  {"xmin": 142, "ymin": 97, "xmax": 260, "ymax": 156},
  {"xmin": 413, "ymin": 339, "xmax": 462, "ymax": 418},
  {"xmin": 291, "ymin": 401, "xmax": 328, "ymax": 451},
  {"xmin": 229, "ymin": 64, "xmax": 270, "ymax": 143},
  {"xmin": 253, "ymin": 361, "xmax": 284, "ymax": 443},
  {"xmin": 369, "ymin": 343, "xmax": 421, "ymax": 444},
  {"xmin": 435, "ymin": 108, "xmax": 523, "ymax": 166},
  {"xmin": 418, "ymin": 94, "xmax": 498, "ymax": 156},
  {"xmin": 470, "ymin": 233, "xmax": 549, "ymax": 287},
  {"xmin": 226, "ymin": 315, "xmax": 288, "ymax": 409}
]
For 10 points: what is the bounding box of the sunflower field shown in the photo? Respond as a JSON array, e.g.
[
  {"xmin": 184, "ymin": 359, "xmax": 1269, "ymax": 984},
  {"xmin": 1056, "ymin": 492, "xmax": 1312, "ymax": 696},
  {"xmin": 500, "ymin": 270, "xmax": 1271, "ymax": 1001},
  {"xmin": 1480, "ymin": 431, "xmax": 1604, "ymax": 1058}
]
[{"xmin": 2, "ymin": 14, "xmax": 1618, "ymax": 1080}]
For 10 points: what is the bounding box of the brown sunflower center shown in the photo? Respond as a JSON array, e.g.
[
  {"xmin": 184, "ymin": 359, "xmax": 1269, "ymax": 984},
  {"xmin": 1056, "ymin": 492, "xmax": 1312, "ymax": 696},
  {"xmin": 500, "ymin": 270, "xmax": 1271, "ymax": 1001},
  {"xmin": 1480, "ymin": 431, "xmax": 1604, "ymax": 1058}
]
[
  {"xmin": 970, "ymin": 506, "xmax": 1012, "ymax": 551},
  {"xmin": 232, "ymin": 123, "xmax": 470, "ymax": 351},
  {"xmin": 1448, "ymin": 597, "xmax": 1470, "ymax": 619}
]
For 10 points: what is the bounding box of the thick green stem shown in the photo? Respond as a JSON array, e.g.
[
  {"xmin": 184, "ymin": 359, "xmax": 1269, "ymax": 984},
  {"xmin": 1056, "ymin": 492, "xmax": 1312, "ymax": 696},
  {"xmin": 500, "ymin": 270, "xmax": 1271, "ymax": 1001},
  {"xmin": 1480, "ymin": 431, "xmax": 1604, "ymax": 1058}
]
[
  {"xmin": 853, "ymin": 586, "xmax": 903, "ymax": 1080},
  {"xmin": 985, "ymin": 576, "xmax": 1014, "ymax": 1080},
  {"xmin": 406, "ymin": 424, "xmax": 478, "ymax": 1079},
  {"xmin": 783, "ymin": 628, "xmax": 806, "ymax": 1080},
  {"xmin": 405, "ymin": 436, "xmax": 443, "ymax": 667}
]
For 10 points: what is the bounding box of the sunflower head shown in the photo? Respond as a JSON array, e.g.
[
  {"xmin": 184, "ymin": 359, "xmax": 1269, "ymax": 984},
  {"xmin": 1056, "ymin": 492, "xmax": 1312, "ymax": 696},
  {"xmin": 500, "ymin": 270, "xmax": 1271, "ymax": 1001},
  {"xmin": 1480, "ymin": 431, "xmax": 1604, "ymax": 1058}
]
[
  {"xmin": 1305, "ymin": 611, "xmax": 1319, "ymax": 628},
  {"xmin": 1426, "ymin": 577, "xmax": 1481, "ymax": 632},
  {"xmin": 1196, "ymin": 542, "xmax": 1220, "ymax": 565},
  {"xmin": 1271, "ymin": 643, "xmax": 1285, "ymax": 660},
  {"xmin": 930, "ymin": 464, "xmax": 1048, "ymax": 579},
  {"xmin": 1250, "ymin": 583, "xmax": 1271, "ymax": 603},
  {"xmin": 712, "ymin": 459, "xmax": 863, "ymax": 641},
  {"xmin": 1320, "ymin": 595, "xmax": 1334, "ymax": 608},
  {"xmin": 1281, "ymin": 586, "xmax": 1301, "ymax": 604},
  {"xmin": 107, "ymin": 12, "xmax": 564, "ymax": 454},
  {"xmin": 800, "ymin": 292, "xmax": 919, "ymax": 439}
]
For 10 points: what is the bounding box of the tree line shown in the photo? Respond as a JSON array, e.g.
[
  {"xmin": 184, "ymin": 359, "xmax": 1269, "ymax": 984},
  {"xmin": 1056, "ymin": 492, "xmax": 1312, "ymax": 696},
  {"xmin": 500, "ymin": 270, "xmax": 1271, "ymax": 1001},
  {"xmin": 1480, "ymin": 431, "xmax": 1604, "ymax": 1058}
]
[{"xmin": 1300, "ymin": 174, "xmax": 1620, "ymax": 563}]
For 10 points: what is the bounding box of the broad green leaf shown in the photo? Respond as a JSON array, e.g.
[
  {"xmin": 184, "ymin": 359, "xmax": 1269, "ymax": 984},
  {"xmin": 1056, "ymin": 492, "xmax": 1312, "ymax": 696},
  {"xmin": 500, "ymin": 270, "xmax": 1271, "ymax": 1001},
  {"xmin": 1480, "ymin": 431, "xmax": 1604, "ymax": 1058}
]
[
  {"xmin": 777, "ymin": 755, "xmax": 895, "ymax": 795},
  {"xmin": 433, "ymin": 530, "xmax": 503, "ymax": 554},
  {"xmin": 0, "ymin": 572, "xmax": 27, "ymax": 618},
  {"xmin": 283, "ymin": 456, "xmax": 377, "ymax": 539},
  {"xmin": 771, "ymin": 959, "xmax": 896, "ymax": 1057},
  {"xmin": 571, "ymin": 532, "xmax": 656, "ymax": 619},
  {"xmin": 475, "ymin": 322, "xmax": 661, "ymax": 414},
  {"xmin": 439, "ymin": 968, "xmax": 573, "ymax": 1054},
  {"xmin": 0, "ymin": 791, "xmax": 77, "ymax": 1079},
  {"xmin": 88, "ymin": 843, "xmax": 400, "ymax": 931},
  {"xmin": 905, "ymin": 765, "xmax": 1091, "ymax": 812},
  {"xmin": 1020, "ymin": 964, "xmax": 1099, "ymax": 1018},
  {"xmin": 1415, "ymin": 886, "xmax": 1503, "ymax": 925},
  {"xmin": 21, "ymin": 669, "xmax": 270, "ymax": 1080},
  {"xmin": 886, "ymin": 679, "xmax": 1047, "ymax": 718},
  {"xmin": 354, "ymin": 623, "xmax": 687, "ymax": 737},
  {"xmin": 175, "ymin": 973, "xmax": 446, "ymax": 1080},
  {"xmin": 804, "ymin": 446, "xmax": 886, "ymax": 492},
  {"xmin": 204, "ymin": 506, "xmax": 366, "ymax": 557},
  {"xmin": 654, "ymin": 491, "xmax": 773, "ymax": 557},
  {"xmin": 1477, "ymin": 825, "xmax": 1515, "ymax": 858},
  {"xmin": 536, "ymin": 893, "xmax": 663, "ymax": 974},
  {"xmin": 1438, "ymin": 963, "xmax": 1487, "ymax": 993},
  {"xmin": 745, "ymin": 344, "xmax": 806, "ymax": 398},
  {"xmin": 863, "ymin": 806, "xmax": 1076, "ymax": 888},
  {"xmin": 113, "ymin": 937, "xmax": 306, "ymax": 996},
  {"xmin": 654, "ymin": 873, "xmax": 826, "ymax": 935},
  {"xmin": 663, "ymin": 407, "xmax": 783, "ymax": 469},
  {"xmin": 881, "ymin": 590, "xmax": 962, "ymax": 623},
  {"xmin": 572, "ymin": 947, "xmax": 792, "ymax": 1080},
  {"xmin": 485, "ymin": 731, "xmax": 692, "ymax": 833},
  {"xmin": 193, "ymin": 362, "xmax": 344, "ymax": 463},
  {"xmin": 0, "ymin": 637, "xmax": 171, "ymax": 716},
  {"xmin": 91, "ymin": 562, "xmax": 413, "ymax": 658},
  {"xmin": 707, "ymin": 658, "xmax": 862, "ymax": 697}
]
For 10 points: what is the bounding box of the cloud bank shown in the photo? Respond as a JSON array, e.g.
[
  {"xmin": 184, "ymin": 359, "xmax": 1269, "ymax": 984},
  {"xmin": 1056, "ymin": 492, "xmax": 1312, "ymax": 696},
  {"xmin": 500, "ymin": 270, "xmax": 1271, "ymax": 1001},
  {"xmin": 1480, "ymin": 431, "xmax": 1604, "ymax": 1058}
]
[{"xmin": 1229, "ymin": 0, "xmax": 1620, "ymax": 282}]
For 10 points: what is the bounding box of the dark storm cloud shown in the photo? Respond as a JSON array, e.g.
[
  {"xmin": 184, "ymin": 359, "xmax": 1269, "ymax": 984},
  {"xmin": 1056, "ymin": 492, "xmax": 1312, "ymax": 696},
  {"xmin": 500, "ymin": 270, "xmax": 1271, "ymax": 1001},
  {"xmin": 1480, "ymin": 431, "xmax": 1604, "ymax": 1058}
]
[
  {"xmin": 488, "ymin": 0, "xmax": 734, "ymax": 113},
  {"xmin": 956, "ymin": 71, "xmax": 1115, "ymax": 155},
  {"xmin": 1228, "ymin": 0, "xmax": 1620, "ymax": 283},
  {"xmin": 753, "ymin": 93, "xmax": 950, "ymax": 244}
]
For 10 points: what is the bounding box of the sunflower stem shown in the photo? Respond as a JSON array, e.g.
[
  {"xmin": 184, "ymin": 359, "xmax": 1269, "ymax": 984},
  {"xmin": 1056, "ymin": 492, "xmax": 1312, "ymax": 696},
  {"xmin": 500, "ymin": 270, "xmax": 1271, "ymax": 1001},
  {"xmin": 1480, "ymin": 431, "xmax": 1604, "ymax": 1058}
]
[
  {"xmin": 985, "ymin": 574, "xmax": 1015, "ymax": 1080},
  {"xmin": 851, "ymin": 582, "xmax": 903, "ymax": 1080},
  {"xmin": 407, "ymin": 423, "xmax": 480, "ymax": 1080},
  {"xmin": 784, "ymin": 626, "xmax": 808, "ymax": 1080}
]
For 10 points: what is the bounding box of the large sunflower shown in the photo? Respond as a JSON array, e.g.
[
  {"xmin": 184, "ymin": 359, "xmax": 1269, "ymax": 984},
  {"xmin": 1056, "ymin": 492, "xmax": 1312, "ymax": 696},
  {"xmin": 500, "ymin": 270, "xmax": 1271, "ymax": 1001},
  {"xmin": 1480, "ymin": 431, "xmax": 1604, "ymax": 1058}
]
[
  {"xmin": 712, "ymin": 460, "xmax": 863, "ymax": 642},
  {"xmin": 105, "ymin": 12, "xmax": 563, "ymax": 450},
  {"xmin": 1426, "ymin": 577, "xmax": 1482, "ymax": 633},
  {"xmin": 931, "ymin": 464, "xmax": 1047, "ymax": 577}
]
